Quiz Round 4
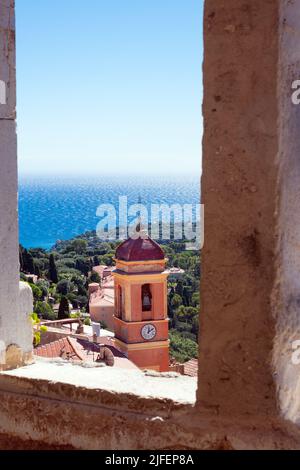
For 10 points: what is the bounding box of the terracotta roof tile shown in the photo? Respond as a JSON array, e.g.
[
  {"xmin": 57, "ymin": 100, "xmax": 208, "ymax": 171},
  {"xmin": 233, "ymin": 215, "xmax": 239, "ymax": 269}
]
[
  {"xmin": 34, "ymin": 336, "xmax": 139, "ymax": 370},
  {"xmin": 116, "ymin": 236, "xmax": 164, "ymax": 262},
  {"xmin": 183, "ymin": 359, "xmax": 198, "ymax": 377},
  {"xmin": 35, "ymin": 337, "xmax": 84, "ymax": 361}
]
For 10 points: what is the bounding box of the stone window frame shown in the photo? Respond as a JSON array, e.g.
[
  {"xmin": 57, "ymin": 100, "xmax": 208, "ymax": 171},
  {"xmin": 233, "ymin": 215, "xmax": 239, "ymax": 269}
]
[
  {"xmin": 0, "ymin": 0, "xmax": 201, "ymax": 449},
  {"xmin": 3, "ymin": 0, "xmax": 300, "ymax": 450}
]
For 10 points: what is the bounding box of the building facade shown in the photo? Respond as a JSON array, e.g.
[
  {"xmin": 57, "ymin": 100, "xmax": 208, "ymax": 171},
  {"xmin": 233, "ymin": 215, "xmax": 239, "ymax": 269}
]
[{"xmin": 89, "ymin": 276, "xmax": 115, "ymax": 331}]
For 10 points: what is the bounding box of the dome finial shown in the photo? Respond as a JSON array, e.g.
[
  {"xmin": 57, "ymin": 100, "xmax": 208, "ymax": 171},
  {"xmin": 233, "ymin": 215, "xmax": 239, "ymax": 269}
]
[
  {"xmin": 136, "ymin": 194, "xmax": 148, "ymax": 238},
  {"xmin": 115, "ymin": 192, "xmax": 164, "ymax": 261}
]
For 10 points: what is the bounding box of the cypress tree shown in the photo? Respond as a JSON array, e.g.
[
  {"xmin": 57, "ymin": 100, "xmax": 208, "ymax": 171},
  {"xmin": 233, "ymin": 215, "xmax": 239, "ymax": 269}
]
[
  {"xmin": 25, "ymin": 251, "xmax": 35, "ymax": 274},
  {"xmin": 19, "ymin": 245, "xmax": 24, "ymax": 272},
  {"xmin": 175, "ymin": 280, "xmax": 184, "ymax": 297},
  {"xmin": 58, "ymin": 296, "xmax": 70, "ymax": 320},
  {"xmin": 93, "ymin": 255, "xmax": 100, "ymax": 266},
  {"xmin": 48, "ymin": 254, "xmax": 58, "ymax": 284},
  {"xmin": 34, "ymin": 263, "xmax": 41, "ymax": 278}
]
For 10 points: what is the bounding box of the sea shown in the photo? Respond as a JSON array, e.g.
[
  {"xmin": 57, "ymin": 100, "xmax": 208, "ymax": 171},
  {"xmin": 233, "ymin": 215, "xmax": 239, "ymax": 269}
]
[{"xmin": 19, "ymin": 174, "xmax": 201, "ymax": 250}]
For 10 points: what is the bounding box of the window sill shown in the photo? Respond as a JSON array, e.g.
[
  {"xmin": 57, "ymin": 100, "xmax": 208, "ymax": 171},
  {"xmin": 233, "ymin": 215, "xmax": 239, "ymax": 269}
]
[{"xmin": 0, "ymin": 358, "xmax": 197, "ymax": 449}]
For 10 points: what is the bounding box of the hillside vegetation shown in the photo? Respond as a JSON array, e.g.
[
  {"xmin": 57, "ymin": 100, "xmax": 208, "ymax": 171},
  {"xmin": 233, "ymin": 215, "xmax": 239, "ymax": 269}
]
[{"xmin": 20, "ymin": 231, "xmax": 200, "ymax": 363}]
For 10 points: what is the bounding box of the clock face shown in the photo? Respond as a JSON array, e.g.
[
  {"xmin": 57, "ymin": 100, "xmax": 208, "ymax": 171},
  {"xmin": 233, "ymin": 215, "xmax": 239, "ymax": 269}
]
[{"xmin": 141, "ymin": 324, "xmax": 157, "ymax": 341}]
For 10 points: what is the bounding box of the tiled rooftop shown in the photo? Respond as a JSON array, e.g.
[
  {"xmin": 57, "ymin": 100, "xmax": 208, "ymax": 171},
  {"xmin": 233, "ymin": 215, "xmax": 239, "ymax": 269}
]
[
  {"xmin": 35, "ymin": 337, "xmax": 84, "ymax": 361},
  {"xmin": 34, "ymin": 336, "xmax": 139, "ymax": 371},
  {"xmin": 89, "ymin": 275, "xmax": 115, "ymax": 306},
  {"xmin": 183, "ymin": 358, "xmax": 198, "ymax": 377}
]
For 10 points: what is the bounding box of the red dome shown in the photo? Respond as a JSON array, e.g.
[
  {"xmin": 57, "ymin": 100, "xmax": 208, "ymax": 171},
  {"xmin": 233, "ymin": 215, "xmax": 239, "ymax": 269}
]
[{"xmin": 116, "ymin": 236, "xmax": 165, "ymax": 262}]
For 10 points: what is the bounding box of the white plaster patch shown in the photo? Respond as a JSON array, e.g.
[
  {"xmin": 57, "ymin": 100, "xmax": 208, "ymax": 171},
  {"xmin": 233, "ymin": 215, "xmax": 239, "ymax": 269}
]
[
  {"xmin": 0, "ymin": 80, "xmax": 6, "ymax": 105},
  {"xmin": 0, "ymin": 0, "xmax": 16, "ymax": 118}
]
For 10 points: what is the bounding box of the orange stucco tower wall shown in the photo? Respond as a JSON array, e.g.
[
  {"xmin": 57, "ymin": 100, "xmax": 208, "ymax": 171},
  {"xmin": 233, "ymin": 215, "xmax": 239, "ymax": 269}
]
[{"xmin": 113, "ymin": 234, "xmax": 169, "ymax": 372}]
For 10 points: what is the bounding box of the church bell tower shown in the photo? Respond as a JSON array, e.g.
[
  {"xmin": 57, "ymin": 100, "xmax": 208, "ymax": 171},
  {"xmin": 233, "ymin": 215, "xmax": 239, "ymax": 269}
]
[{"xmin": 113, "ymin": 231, "xmax": 169, "ymax": 372}]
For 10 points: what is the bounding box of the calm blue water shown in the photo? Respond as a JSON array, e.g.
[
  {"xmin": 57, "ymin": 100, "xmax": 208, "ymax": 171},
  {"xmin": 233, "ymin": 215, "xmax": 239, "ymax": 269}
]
[{"xmin": 19, "ymin": 175, "xmax": 200, "ymax": 250}]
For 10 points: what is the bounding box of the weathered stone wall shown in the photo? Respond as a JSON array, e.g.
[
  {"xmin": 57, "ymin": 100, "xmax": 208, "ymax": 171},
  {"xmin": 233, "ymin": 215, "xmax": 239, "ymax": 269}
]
[
  {"xmin": 199, "ymin": 0, "xmax": 300, "ymax": 426},
  {"xmin": 0, "ymin": 0, "xmax": 32, "ymax": 368},
  {"xmin": 198, "ymin": 0, "xmax": 280, "ymax": 417},
  {"xmin": 0, "ymin": 371, "xmax": 299, "ymax": 450},
  {"xmin": 272, "ymin": 0, "xmax": 300, "ymax": 424}
]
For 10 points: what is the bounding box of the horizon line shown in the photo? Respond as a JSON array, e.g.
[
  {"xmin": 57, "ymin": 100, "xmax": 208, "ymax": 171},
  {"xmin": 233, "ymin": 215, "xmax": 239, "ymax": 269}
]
[{"xmin": 18, "ymin": 172, "xmax": 202, "ymax": 178}]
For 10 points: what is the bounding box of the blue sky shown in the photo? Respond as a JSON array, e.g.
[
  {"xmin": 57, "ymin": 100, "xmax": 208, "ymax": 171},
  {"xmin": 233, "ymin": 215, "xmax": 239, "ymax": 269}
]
[{"xmin": 16, "ymin": 0, "xmax": 203, "ymax": 176}]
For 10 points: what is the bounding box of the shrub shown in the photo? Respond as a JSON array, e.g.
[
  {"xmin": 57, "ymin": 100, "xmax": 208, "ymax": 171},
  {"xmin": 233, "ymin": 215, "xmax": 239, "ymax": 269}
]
[
  {"xmin": 29, "ymin": 283, "xmax": 43, "ymax": 301},
  {"xmin": 34, "ymin": 301, "xmax": 57, "ymax": 320},
  {"xmin": 56, "ymin": 279, "xmax": 72, "ymax": 295},
  {"xmin": 169, "ymin": 330, "xmax": 198, "ymax": 363},
  {"xmin": 89, "ymin": 272, "xmax": 101, "ymax": 284},
  {"xmin": 31, "ymin": 313, "xmax": 47, "ymax": 347}
]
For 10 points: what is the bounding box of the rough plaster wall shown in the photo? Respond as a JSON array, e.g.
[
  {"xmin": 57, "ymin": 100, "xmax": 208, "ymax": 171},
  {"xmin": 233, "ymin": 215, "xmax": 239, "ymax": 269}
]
[
  {"xmin": 198, "ymin": 0, "xmax": 279, "ymax": 416},
  {"xmin": 0, "ymin": 372, "xmax": 300, "ymax": 450},
  {"xmin": 0, "ymin": 0, "xmax": 32, "ymax": 355},
  {"xmin": 273, "ymin": 1, "xmax": 300, "ymax": 423}
]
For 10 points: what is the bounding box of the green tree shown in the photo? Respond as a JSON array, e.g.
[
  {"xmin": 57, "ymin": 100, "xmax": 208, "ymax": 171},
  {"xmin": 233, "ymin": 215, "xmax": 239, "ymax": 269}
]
[
  {"xmin": 58, "ymin": 296, "xmax": 70, "ymax": 320},
  {"xmin": 75, "ymin": 257, "xmax": 91, "ymax": 276},
  {"xmin": 191, "ymin": 292, "xmax": 200, "ymax": 307},
  {"xmin": 71, "ymin": 239, "xmax": 87, "ymax": 255},
  {"xmin": 35, "ymin": 301, "xmax": 56, "ymax": 320},
  {"xmin": 175, "ymin": 280, "xmax": 184, "ymax": 297},
  {"xmin": 56, "ymin": 279, "xmax": 72, "ymax": 295},
  {"xmin": 36, "ymin": 280, "xmax": 49, "ymax": 300},
  {"xmin": 101, "ymin": 254, "xmax": 114, "ymax": 266},
  {"xmin": 171, "ymin": 294, "xmax": 182, "ymax": 310},
  {"xmin": 19, "ymin": 245, "xmax": 24, "ymax": 272},
  {"xmin": 71, "ymin": 275, "xmax": 88, "ymax": 296},
  {"xmin": 183, "ymin": 286, "xmax": 192, "ymax": 306},
  {"xmin": 58, "ymin": 258, "xmax": 76, "ymax": 269},
  {"xmin": 191, "ymin": 315, "xmax": 199, "ymax": 338},
  {"xmin": 93, "ymin": 255, "xmax": 100, "ymax": 266},
  {"xmin": 176, "ymin": 305, "xmax": 199, "ymax": 323},
  {"xmin": 34, "ymin": 264, "xmax": 41, "ymax": 277},
  {"xmin": 189, "ymin": 257, "xmax": 201, "ymax": 277},
  {"xmin": 76, "ymin": 295, "xmax": 88, "ymax": 309},
  {"xmin": 67, "ymin": 293, "xmax": 78, "ymax": 309},
  {"xmin": 29, "ymin": 283, "xmax": 43, "ymax": 302},
  {"xmin": 169, "ymin": 331, "xmax": 198, "ymax": 363},
  {"xmin": 89, "ymin": 272, "xmax": 101, "ymax": 284},
  {"xmin": 48, "ymin": 254, "xmax": 58, "ymax": 284},
  {"xmin": 24, "ymin": 250, "xmax": 35, "ymax": 274}
]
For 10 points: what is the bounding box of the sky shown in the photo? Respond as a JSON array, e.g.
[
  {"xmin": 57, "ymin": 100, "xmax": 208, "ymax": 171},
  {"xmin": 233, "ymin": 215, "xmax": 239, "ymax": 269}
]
[{"xmin": 16, "ymin": 0, "xmax": 203, "ymax": 176}]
